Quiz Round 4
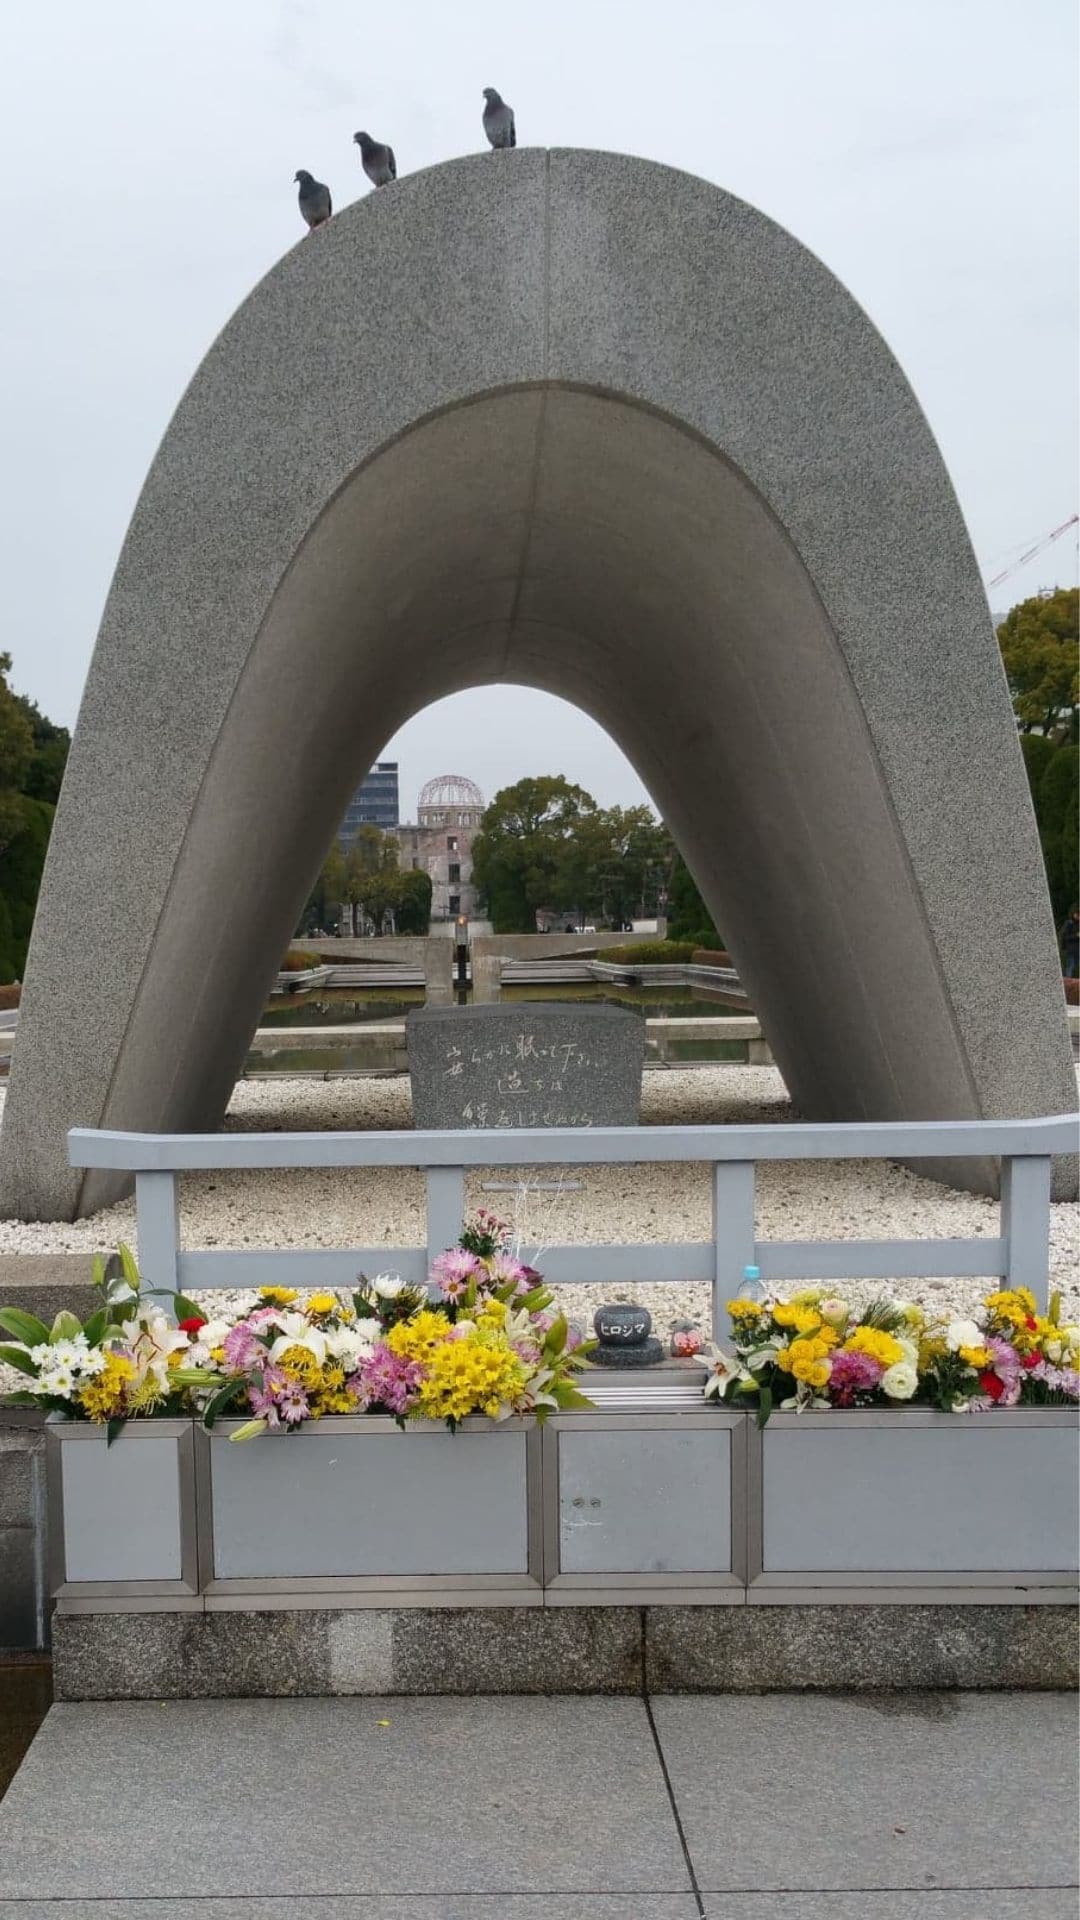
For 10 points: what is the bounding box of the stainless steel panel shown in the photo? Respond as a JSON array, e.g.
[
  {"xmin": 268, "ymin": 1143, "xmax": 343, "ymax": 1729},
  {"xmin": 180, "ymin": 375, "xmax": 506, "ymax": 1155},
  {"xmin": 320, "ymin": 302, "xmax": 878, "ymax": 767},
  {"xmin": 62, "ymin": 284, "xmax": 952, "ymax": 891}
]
[
  {"xmin": 557, "ymin": 1427, "xmax": 732, "ymax": 1575},
  {"xmin": 60, "ymin": 1430, "xmax": 184, "ymax": 1582}
]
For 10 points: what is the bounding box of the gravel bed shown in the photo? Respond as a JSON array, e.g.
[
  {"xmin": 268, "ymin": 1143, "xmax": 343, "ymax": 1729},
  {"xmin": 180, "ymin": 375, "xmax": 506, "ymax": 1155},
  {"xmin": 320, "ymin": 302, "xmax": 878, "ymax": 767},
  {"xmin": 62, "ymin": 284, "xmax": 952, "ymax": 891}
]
[{"xmin": 0, "ymin": 1072, "xmax": 1075, "ymax": 1364}]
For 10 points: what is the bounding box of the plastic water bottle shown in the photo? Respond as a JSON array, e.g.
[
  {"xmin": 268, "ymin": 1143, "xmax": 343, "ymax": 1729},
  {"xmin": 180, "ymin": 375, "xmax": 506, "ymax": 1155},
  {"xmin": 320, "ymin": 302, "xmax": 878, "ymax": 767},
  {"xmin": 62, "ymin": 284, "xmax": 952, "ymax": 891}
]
[{"xmin": 740, "ymin": 1263, "xmax": 762, "ymax": 1298}]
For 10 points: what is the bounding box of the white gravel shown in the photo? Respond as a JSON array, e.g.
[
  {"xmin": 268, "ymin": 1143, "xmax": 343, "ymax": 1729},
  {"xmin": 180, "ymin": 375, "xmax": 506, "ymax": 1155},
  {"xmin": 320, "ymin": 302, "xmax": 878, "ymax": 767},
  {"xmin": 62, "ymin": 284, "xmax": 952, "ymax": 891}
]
[{"xmin": 0, "ymin": 1069, "xmax": 1075, "ymax": 1352}]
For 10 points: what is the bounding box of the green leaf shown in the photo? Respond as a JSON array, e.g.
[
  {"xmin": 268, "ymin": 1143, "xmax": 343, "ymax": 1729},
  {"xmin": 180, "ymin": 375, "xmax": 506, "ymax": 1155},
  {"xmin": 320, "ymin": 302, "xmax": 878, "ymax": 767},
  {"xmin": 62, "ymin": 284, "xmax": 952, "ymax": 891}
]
[
  {"xmin": 755, "ymin": 1384, "xmax": 774, "ymax": 1428},
  {"xmin": 105, "ymin": 1418, "xmax": 126, "ymax": 1448},
  {"xmin": 172, "ymin": 1295, "xmax": 203, "ymax": 1321},
  {"xmin": 49, "ymin": 1311, "xmax": 83, "ymax": 1344},
  {"xmin": 0, "ymin": 1389, "xmax": 42, "ymax": 1406},
  {"xmin": 0, "ymin": 1344, "xmax": 39, "ymax": 1377},
  {"xmin": 0, "ymin": 1307, "xmax": 50, "ymax": 1347},
  {"xmin": 201, "ymin": 1379, "xmax": 246, "ymax": 1430},
  {"xmin": 544, "ymin": 1314, "xmax": 568, "ymax": 1357},
  {"xmin": 548, "ymin": 1377, "xmax": 593, "ymax": 1410},
  {"xmin": 81, "ymin": 1309, "xmax": 108, "ymax": 1347}
]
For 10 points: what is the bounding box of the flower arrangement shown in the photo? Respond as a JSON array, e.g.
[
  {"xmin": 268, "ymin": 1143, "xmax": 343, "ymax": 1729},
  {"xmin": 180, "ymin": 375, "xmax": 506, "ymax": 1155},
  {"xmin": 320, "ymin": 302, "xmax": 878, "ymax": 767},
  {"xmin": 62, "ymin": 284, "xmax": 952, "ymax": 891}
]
[
  {"xmin": 703, "ymin": 1285, "xmax": 1080, "ymax": 1423},
  {"xmin": 0, "ymin": 1215, "xmax": 595, "ymax": 1443},
  {"xmin": 0, "ymin": 1246, "xmax": 213, "ymax": 1442}
]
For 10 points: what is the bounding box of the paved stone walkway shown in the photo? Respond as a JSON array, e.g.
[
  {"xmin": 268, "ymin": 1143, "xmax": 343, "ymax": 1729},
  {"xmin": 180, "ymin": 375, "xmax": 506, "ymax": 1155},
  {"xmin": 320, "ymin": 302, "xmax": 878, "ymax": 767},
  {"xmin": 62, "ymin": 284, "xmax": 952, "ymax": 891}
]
[{"xmin": 0, "ymin": 1692, "xmax": 1075, "ymax": 1916}]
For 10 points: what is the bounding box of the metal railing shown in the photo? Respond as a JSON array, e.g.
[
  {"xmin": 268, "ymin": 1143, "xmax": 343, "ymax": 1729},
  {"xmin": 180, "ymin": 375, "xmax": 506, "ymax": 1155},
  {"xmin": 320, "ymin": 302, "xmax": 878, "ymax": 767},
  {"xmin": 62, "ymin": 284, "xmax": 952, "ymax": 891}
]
[{"xmin": 67, "ymin": 1113, "xmax": 1077, "ymax": 1329}]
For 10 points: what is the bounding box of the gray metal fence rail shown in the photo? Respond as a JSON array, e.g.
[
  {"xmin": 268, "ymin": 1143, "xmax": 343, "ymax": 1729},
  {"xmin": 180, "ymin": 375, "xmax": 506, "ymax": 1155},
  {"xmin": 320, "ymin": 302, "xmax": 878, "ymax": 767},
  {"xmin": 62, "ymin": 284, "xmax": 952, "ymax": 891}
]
[{"xmin": 68, "ymin": 1114, "xmax": 1077, "ymax": 1329}]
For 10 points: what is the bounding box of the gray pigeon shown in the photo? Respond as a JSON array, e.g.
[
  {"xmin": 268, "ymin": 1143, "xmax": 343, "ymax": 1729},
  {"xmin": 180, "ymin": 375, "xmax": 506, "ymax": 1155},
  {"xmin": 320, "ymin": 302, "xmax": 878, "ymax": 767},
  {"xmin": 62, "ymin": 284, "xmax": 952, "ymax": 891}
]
[
  {"xmin": 353, "ymin": 130, "xmax": 397, "ymax": 187},
  {"xmin": 295, "ymin": 170, "xmax": 332, "ymax": 230},
  {"xmin": 482, "ymin": 87, "xmax": 515, "ymax": 149}
]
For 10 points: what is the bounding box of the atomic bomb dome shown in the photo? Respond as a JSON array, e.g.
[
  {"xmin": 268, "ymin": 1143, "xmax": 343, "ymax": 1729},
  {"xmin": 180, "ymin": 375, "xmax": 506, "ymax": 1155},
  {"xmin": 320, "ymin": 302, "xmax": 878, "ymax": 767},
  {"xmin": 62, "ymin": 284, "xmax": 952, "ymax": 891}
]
[{"xmin": 417, "ymin": 775, "xmax": 485, "ymax": 827}]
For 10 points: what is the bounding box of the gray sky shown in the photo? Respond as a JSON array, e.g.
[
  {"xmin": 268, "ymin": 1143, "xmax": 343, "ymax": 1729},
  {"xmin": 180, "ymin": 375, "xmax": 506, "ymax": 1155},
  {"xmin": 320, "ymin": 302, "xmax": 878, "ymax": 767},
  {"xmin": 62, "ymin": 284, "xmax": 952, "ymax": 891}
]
[{"xmin": 2, "ymin": 0, "xmax": 1077, "ymax": 815}]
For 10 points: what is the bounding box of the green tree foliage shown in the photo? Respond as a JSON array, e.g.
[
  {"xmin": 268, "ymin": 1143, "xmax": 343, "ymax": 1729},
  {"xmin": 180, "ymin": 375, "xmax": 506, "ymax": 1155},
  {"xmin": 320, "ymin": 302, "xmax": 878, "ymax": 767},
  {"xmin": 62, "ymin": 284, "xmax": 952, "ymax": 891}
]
[
  {"xmin": 667, "ymin": 852, "xmax": 721, "ymax": 945},
  {"xmin": 997, "ymin": 588, "xmax": 1078, "ymax": 738},
  {"xmin": 300, "ymin": 826, "xmax": 431, "ymax": 937},
  {"xmin": 472, "ymin": 777, "xmax": 599, "ymax": 932},
  {"xmin": 395, "ymin": 867, "xmax": 433, "ymax": 934},
  {"xmin": 1037, "ymin": 745, "xmax": 1079, "ymax": 923},
  {"xmin": 0, "ymin": 656, "xmax": 70, "ymax": 982}
]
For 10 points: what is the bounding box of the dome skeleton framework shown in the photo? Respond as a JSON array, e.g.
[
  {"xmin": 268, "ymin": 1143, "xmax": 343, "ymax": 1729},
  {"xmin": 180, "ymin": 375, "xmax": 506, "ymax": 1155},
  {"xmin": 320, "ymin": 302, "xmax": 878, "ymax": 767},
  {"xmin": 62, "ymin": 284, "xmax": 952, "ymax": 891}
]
[
  {"xmin": 1, "ymin": 148, "xmax": 1073, "ymax": 1220},
  {"xmin": 417, "ymin": 774, "xmax": 485, "ymax": 814}
]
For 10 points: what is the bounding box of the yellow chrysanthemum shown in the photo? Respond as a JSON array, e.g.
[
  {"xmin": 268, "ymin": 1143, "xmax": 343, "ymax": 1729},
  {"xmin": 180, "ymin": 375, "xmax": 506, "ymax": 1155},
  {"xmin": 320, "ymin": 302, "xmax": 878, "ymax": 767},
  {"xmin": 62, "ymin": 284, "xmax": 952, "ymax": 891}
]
[
  {"xmin": 77, "ymin": 1351, "xmax": 136, "ymax": 1423},
  {"xmin": 842, "ymin": 1326, "xmax": 905, "ymax": 1368},
  {"xmin": 305, "ymin": 1293, "xmax": 338, "ymax": 1318},
  {"xmin": 476, "ymin": 1298, "xmax": 508, "ymax": 1326},
  {"xmin": 259, "ymin": 1286, "xmax": 298, "ymax": 1306},
  {"xmin": 278, "ymin": 1345, "xmax": 323, "ymax": 1389},
  {"xmin": 776, "ymin": 1334, "xmax": 833, "ymax": 1388},
  {"xmin": 726, "ymin": 1300, "xmax": 764, "ymax": 1321},
  {"xmin": 386, "ymin": 1309, "xmax": 454, "ymax": 1364},
  {"xmin": 958, "ymin": 1344, "xmax": 992, "ymax": 1368},
  {"xmin": 414, "ymin": 1331, "xmax": 527, "ymax": 1423}
]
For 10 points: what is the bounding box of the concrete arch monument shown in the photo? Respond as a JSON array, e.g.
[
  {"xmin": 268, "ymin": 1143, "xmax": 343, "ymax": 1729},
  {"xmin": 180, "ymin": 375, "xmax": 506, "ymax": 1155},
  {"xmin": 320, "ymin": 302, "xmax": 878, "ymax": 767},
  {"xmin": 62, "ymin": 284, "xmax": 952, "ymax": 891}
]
[{"xmin": 4, "ymin": 150, "xmax": 1074, "ymax": 1218}]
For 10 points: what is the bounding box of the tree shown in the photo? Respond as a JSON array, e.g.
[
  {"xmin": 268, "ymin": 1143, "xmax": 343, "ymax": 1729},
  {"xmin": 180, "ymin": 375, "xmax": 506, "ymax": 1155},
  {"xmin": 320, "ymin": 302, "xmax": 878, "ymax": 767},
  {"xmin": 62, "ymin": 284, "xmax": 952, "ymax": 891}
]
[
  {"xmin": 0, "ymin": 654, "xmax": 35, "ymax": 854},
  {"xmin": 668, "ymin": 852, "xmax": 722, "ymax": 945},
  {"xmin": 1037, "ymin": 744, "xmax": 1079, "ymax": 922},
  {"xmin": 396, "ymin": 868, "xmax": 432, "ymax": 934},
  {"xmin": 997, "ymin": 588, "xmax": 1078, "ymax": 738},
  {"xmin": 472, "ymin": 777, "xmax": 598, "ymax": 932}
]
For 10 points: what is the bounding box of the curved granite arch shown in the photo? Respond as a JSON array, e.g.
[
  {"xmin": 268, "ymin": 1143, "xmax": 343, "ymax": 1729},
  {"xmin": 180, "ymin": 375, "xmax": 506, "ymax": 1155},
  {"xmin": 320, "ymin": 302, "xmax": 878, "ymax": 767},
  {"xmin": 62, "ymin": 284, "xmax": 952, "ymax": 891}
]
[{"xmin": 3, "ymin": 150, "xmax": 1073, "ymax": 1218}]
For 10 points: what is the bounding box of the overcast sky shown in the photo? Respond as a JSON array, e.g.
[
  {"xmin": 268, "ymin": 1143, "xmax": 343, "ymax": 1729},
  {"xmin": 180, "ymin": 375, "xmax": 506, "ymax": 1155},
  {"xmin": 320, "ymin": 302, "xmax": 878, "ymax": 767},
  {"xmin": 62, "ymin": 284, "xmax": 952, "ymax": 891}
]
[{"xmin": 2, "ymin": 0, "xmax": 1076, "ymax": 814}]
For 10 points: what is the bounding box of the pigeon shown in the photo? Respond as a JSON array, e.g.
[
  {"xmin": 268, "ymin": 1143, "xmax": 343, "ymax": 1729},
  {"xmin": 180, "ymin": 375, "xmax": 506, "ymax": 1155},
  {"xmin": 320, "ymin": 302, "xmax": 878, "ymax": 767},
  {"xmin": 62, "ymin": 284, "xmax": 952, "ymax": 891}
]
[
  {"xmin": 482, "ymin": 87, "xmax": 516, "ymax": 149},
  {"xmin": 353, "ymin": 131, "xmax": 397, "ymax": 188},
  {"xmin": 295, "ymin": 170, "xmax": 332, "ymax": 230}
]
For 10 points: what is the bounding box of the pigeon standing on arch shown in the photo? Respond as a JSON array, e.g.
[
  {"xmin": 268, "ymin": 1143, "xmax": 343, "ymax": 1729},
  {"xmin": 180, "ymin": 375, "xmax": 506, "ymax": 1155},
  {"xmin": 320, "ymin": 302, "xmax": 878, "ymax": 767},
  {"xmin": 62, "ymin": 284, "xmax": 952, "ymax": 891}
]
[
  {"xmin": 482, "ymin": 87, "xmax": 515, "ymax": 149},
  {"xmin": 353, "ymin": 130, "xmax": 397, "ymax": 187},
  {"xmin": 295, "ymin": 170, "xmax": 332, "ymax": 231}
]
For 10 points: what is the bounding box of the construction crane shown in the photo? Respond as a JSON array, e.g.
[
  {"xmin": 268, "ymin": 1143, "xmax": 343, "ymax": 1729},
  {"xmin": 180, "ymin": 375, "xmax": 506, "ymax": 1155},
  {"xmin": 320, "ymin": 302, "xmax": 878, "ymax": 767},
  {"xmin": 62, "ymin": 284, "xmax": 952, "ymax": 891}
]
[{"xmin": 986, "ymin": 514, "xmax": 1078, "ymax": 591}]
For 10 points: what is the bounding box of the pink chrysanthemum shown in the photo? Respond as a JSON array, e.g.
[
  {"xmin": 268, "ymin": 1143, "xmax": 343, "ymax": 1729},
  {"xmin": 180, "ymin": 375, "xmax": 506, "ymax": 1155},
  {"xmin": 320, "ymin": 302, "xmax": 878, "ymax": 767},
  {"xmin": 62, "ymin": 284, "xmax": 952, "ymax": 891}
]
[
  {"xmin": 223, "ymin": 1322, "xmax": 262, "ymax": 1370},
  {"xmin": 356, "ymin": 1343, "xmax": 425, "ymax": 1416},
  {"xmin": 827, "ymin": 1348, "xmax": 883, "ymax": 1406},
  {"xmin": 431, "ymin": 1248, "xmax": 483, "ymax": 1299}
]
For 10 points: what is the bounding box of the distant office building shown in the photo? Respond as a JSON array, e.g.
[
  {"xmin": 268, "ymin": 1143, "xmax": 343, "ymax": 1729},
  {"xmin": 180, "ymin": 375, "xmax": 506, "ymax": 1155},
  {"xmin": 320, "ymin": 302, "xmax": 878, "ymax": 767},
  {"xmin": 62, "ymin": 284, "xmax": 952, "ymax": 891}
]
[
  {"xmin": 338, "ymin": 762, "xmax": 400, "ymax": 842},
  {"xmin": 395, "ymin": 774, "xmax": 485, "ymax": 921}
]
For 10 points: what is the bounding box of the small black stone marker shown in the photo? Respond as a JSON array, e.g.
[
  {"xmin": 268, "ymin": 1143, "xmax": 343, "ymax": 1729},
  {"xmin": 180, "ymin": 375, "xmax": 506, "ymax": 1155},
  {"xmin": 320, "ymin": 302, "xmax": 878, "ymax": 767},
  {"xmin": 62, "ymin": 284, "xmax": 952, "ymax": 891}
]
[{"xmin": 592, "ymin": 1302, "xmax": 664, "ymax": 1367}]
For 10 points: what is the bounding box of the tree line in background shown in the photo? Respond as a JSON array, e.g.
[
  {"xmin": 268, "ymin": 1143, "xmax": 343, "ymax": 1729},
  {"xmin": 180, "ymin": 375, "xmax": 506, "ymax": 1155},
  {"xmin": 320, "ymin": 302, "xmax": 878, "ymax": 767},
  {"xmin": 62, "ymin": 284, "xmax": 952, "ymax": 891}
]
[
  {"xmin": 301, "ymin": 825, "xmax": 433, "ymax": 936},
  {"xmin": 0, "ymin": 655, "xmax": 70, "ymax": 983},
  {"xmin": 469, "ymin": 774, "xmax": 718, "ymax": 941}
]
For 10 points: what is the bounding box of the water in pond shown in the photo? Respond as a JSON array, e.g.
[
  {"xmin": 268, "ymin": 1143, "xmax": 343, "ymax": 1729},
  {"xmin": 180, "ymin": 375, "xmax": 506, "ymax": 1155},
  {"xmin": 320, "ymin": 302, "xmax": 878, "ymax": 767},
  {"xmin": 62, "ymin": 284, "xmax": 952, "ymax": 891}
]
[
  {"xmin": 249, "ymin": 983, "xmax": 751, "ymax": 1073},
  {"xmin": 262, "ymin": 983, "xmax": 746, "ymax": 1026}
]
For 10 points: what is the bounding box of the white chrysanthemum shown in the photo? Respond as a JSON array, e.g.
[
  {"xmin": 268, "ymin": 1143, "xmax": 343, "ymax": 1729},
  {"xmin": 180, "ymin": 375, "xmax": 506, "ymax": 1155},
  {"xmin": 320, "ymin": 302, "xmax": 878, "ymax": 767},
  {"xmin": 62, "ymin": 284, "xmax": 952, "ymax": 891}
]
[
  {"xmin": 39, "ymin": 1368, "xmax": 75, "ymax": 1399},
  {"xmin": 945, "ymin": 1318, "xmax": 983, "ymax": 1352},
  {"xmin": 324, "ymin": 1324, "xmax": 377, "ymax": 1368},
  {"xmin": 372, "ymin": 1274, "xmax": 406, "ymax": 1299},
  {"xmin": 76, "ymin": 1346, "xmax": 106, "ymax": 1377},
  {"xmin": 29, "ymin": 1344, "xmax": 52, "ymax": 1367},
  {"xmin": 881, "ymin": 1360, "xmax": 918, "ymax": 1401}
]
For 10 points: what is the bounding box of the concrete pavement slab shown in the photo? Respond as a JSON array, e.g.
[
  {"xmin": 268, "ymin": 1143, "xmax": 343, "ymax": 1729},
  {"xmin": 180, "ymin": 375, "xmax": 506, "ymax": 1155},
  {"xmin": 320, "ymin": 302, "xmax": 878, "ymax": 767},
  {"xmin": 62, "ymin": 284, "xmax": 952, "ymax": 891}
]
[
  {"xmin": 0, "ymin": 1697, "xmax": 689, "ymax": 1901},
  {"xmin": 653, "ymin": 1691, "xmax": 1078, "ymax": 1893},
  {"xmin": 0, "ymin": 1902, "xmax": 702, "ymax": 1920},
  {"xmin": 702, "ymin": 1893, "xmax": 1078, "ymax": 1919}
]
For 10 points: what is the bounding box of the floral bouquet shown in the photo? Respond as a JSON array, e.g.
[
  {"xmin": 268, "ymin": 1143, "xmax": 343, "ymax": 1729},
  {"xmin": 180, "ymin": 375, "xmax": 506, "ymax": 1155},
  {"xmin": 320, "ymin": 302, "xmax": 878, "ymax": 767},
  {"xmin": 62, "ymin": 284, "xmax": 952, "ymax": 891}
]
[
  {"xmin": 0, "ymin": 1246, "xmax": 216, "ymax": 1443},
  {"xmin": 156, "ymin": 1210, "xmax": 595, "ymax": 1440},
  {"xmin": 702, "ymin": 1285, "xmax": 1079, "ymax": 1424}
]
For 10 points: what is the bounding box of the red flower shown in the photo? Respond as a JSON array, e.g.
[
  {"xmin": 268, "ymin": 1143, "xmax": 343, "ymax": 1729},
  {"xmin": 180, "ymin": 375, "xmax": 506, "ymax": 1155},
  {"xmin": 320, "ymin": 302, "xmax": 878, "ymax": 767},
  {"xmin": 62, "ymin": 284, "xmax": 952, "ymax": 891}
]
[
  {"xmin": 978, "ymin": 1370, "xmax": 1005, "ymax": 1401},
  {"xmin": 1020, "ymin": 1351, "xmax": 1041, "ymax": 1371},
  {"xmin": 1025, "ymin": 1316, "xmax": 1038, "ymax": 1331},
  {"xmin": 178, "ymin": 1316, "xmax": 207, "ymax": 1335}
]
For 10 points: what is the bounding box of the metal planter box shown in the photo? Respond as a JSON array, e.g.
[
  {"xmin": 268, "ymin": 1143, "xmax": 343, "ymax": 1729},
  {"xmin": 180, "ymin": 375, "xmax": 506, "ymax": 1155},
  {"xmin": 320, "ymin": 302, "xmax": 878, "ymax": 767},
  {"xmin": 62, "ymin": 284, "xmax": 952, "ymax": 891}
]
[
  {"xmin": 48, "ymin": 1416, "xmax": 542, "ymax": 1610},
  {"xmin": 751, "ymin": 1408, "xmax": 1080, "ymax": 1603},
  {"xmin": 47, "ymin": 1418, "xmax": 200, "ymax": 1609},
  {"xmin": 543, "ymin": 1408, "xmax": 747, "ymax": 1604}
]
